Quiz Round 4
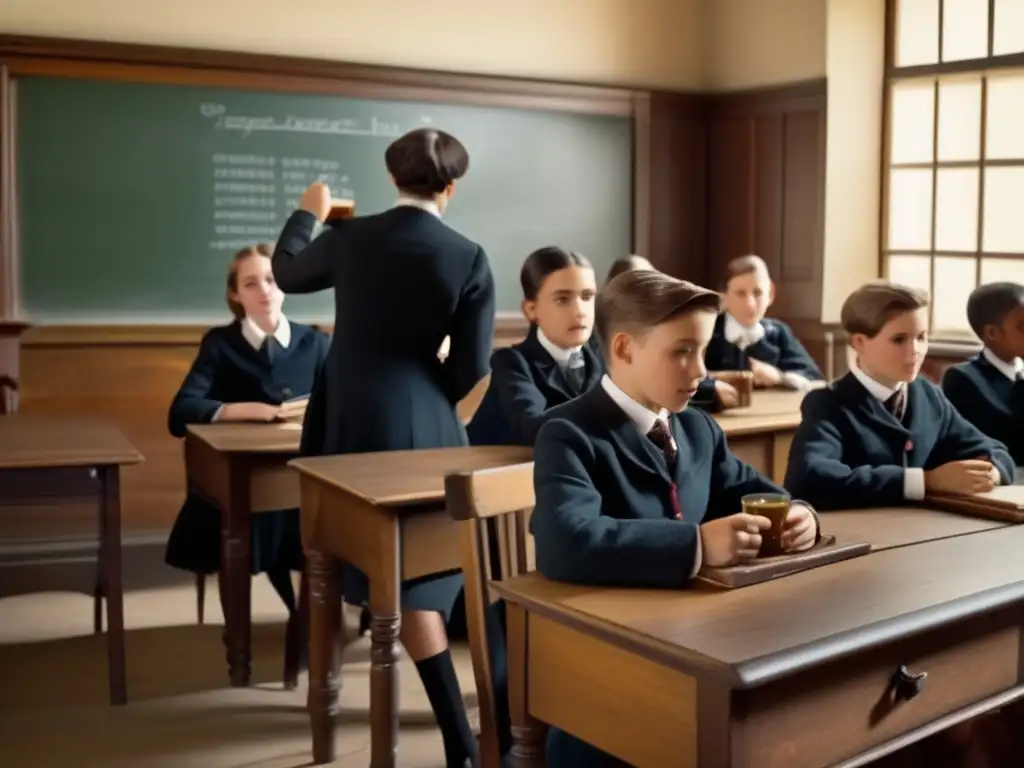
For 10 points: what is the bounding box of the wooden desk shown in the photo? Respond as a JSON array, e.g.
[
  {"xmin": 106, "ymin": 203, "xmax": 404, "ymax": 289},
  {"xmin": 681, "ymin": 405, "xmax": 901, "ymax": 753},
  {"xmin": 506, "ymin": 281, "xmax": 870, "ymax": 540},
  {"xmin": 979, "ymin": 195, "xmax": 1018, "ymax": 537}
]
[
  {"xmin": 184, "ymin": 422, "xmax": 302, "ymax": 686},
  {"xmin": 714, "ymin": 390, "xmax": 806, "ymax": 483},
  {"xmin": 821, "ymin": 506, "xmax": 1011, "ymax": 552},
  {"xmin": 494, "ymin": 526, "xmax": 1024, "ymax": 767},
  {"xmin": 0, "ymin": 415, "xmax": 142, "ymax": 705},
  {"xmin": 290, "ymin": 445, "xmax": 532, "ymax": 767}
]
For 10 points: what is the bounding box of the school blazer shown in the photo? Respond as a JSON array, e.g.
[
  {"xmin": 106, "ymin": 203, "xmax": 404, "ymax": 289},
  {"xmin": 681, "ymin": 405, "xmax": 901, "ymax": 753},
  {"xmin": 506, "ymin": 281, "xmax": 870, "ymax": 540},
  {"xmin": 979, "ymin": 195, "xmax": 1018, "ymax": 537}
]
[
  {"xmin": 272, "ymin": 208, "xmax": 495, "ymax": 458},
  {"xmin": 530, "ymin": 385, "xmax": 799, "ymax": 587},
  {"xmin": 942, "ymin": 354, "xmax": 1024, "ymax": 466},
  {"xmin": 466, "ymin": 325, "xmax": 604, "ymax": 446},
  {"xmin": 705, "ymin": 314, "xmax": 823, "ymax": 380},
  {"xmin": 784, "ymin": 372, "xmax": 1015, "ymax": 510},
  {"xmin": 167, "ymin": 321, "xmax": 328, "ymax": 438}
]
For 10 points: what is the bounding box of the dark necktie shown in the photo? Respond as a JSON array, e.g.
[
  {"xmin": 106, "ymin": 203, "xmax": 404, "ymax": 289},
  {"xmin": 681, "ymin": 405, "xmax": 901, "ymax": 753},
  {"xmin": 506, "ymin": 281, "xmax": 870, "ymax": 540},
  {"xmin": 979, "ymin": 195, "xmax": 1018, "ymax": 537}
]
[
  {"xmin": 885, "ymin": 387, "xmax": 907, "ymax": 422},
  {"xmin": 261, "ymin": 337, "xmax": 278, "ymax": 364},
  {"xmin": 647, "ymin": 420, "xmax": 678, "ymax": 466},
  {"xmin": 565, "ymin": 350, "xmax": 586, "ymax": 394}
]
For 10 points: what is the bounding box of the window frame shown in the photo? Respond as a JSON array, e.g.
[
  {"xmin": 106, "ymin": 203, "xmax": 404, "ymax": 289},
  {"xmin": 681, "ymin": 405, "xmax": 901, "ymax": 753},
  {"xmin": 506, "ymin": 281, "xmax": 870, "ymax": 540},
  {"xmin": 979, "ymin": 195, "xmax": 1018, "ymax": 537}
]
[{"xmin": 882, "ymin": 0, "xmax": 1024, "ymax": 346}]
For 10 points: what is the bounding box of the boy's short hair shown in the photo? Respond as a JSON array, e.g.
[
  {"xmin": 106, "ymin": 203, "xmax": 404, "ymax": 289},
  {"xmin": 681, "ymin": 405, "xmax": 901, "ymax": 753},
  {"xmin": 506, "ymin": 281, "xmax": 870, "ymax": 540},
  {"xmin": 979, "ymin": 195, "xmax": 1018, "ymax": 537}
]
[
  {"xmin": 723, "ymin": 254, "xmax": 770, "ymax": 288},
  {"xmin": 605, "ymin": 255, "xmax": 653, "ymax": 283},
  {"xmin": 597, "ymin": 270, "xmax": 721, "ymax": 348},
  {"xmin": 840, "ymin": 281, "xmax": 930, "ymax": 338},
  {"xmin": 965, "ymin": 282, "xmax": 1024, "ymax": 339}
]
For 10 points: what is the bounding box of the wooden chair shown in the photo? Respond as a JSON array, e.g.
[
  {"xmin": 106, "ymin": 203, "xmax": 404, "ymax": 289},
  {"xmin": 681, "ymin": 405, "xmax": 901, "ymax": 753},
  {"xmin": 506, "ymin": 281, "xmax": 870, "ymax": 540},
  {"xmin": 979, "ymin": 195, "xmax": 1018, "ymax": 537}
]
[
  {"xmin": 0, "ymin": 374, "xmax": 18, "ymax": 415},
  {"xmin": 445, "ymin": 461, "xmax": 540, "ymax": 768}
]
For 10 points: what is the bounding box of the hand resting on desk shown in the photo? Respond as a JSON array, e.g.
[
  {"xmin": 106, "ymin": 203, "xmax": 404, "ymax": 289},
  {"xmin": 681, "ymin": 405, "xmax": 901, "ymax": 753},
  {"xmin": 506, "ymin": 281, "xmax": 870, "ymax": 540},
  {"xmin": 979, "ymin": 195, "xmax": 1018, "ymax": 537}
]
[{"xmin": 926, "ymin": 459, "xmax": 1000, "ymax": 496}]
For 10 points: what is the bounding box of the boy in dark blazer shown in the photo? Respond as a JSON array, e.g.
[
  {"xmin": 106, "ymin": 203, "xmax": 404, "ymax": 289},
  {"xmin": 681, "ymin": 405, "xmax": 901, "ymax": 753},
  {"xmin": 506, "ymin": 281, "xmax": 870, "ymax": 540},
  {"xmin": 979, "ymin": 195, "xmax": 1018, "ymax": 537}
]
[
  {"xmin": 532, "ymin": 269, "xmax": 821, "ymax": 766},
  {"xmin": 785, "ymin": 281, "xmax": 1014, "ymax": 511},
  {"xmin": 704, "ymin": 254, "xmax": 823, "ymax": 390},
  {"xmin": 942, "ymin": 282, "xmax": 1024, "ymax": 471}
]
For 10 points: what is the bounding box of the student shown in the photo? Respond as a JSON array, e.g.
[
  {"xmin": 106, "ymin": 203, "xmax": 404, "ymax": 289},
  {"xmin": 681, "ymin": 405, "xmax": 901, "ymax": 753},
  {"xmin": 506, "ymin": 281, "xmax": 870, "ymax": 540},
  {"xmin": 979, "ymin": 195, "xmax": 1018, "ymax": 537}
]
[
  {"xmin": 271, "ymin": 128, "xmax": 498, "ymax": 767},
  {"xmin": 705, "ymin": 254, "xmax": 823, "ymax": 390},
  {"xmin": 605, "ymin": 253, "xmax": 654, "ymax": 284},
  {"xmin": 165, "ymin": 243, "xmax": 329, "ymax": 616},
  {"xmin": 466, "ymin": 246, "xmax": 602, "ymax": 446},
  {"xmin": 942, "ymin": 282, "xmax": 1024, "ymax": 469},
  {"xmin": 785, "ymin": 281, "xmax": 1014, "ymax": 511},
  {"xmin": 531, "ymin": 269, "xmax": 820, "ymax": 767}
]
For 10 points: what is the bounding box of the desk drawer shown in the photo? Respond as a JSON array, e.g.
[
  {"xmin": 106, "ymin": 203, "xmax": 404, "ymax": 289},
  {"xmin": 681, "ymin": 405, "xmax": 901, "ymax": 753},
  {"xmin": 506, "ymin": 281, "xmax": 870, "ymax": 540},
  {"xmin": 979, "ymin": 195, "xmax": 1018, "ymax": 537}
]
[{"xmin": 739, "ymin": 610, "xmax": 1020, "ymax": 768}]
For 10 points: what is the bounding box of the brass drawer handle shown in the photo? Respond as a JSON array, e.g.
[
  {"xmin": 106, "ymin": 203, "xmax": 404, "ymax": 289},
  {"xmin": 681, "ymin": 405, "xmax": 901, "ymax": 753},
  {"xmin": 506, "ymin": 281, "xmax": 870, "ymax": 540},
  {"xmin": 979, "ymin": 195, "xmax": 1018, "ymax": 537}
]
[{"xmin": 893, "ymin": 665, "xmax": 927, "ymax": 701}]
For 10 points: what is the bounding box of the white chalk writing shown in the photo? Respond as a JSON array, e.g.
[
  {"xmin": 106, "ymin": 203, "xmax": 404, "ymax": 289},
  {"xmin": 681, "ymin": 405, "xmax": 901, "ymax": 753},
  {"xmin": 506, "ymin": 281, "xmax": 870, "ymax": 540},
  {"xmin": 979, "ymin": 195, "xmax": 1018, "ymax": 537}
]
[{"xmin": 201, "ymin": 104, "xmax": 404, "ymax": 139}]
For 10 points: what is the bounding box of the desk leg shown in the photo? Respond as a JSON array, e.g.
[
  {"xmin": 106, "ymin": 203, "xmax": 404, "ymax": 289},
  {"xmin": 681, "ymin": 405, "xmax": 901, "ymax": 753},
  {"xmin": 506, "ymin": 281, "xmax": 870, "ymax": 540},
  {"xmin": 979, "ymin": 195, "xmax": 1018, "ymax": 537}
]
[
  {"xmin": 507, "ymin": 604, "xmax": 545, "ymax": 768},
  {"xmin": 99, "ymin": 466, "xmax": 127, "ymax": 706},
  {"xmin": 307, "ymin": 550, "xmax": 343, "ymax": 765},
  {"xmin": 220, "ymin": 459, "xmax": 252, "ymax": 687}
]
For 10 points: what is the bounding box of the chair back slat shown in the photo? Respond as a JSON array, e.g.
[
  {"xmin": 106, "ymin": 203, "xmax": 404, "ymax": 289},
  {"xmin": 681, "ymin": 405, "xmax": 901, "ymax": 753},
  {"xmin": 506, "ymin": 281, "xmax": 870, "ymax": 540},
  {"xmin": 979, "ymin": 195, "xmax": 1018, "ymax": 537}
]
[
  {"xmin": 445, "ymin": 462, "xmax": 536, "ymax": 768},
  {"xmin": 0, "ymin": 375, "xmax": 19, "ymax": 416}
]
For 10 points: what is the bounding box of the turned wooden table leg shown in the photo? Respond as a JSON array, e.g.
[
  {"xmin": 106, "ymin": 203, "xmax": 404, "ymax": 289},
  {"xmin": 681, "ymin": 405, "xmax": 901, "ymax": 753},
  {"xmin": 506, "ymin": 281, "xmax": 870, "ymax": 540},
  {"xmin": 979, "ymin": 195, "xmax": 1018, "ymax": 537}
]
[
  {"xmin": 307, "ymin": 550, "xmax": 343, "ymax": 765},
  {"xmin": 507, "ymin": 603, "xmax": 546, "ymax": 768},
  {"xmin": 220, "ymin": 459, "xmax": 252, "ymax": 687},
  {"xmin": 369, "ymin": 608, "xmax": 401, "ymax": 768},
  {"xmin": 99, "ymin": 466, "xmax": 127, "ymax": 706}
]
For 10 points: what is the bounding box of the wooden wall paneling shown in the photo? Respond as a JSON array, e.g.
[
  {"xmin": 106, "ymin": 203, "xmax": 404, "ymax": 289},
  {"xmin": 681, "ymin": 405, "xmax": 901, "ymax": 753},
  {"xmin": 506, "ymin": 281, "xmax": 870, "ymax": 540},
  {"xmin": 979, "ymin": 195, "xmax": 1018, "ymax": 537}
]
[
  {"xmin": 643, "ymin": 92, "xmax": 709, "ymax": 284},
  {"xmin": 705, "ymin": 80, "xmax": 827, "ymax": 320},
  {"xmin": 707, "ymin": 115, "xmax": 755, "ymax": 288}
]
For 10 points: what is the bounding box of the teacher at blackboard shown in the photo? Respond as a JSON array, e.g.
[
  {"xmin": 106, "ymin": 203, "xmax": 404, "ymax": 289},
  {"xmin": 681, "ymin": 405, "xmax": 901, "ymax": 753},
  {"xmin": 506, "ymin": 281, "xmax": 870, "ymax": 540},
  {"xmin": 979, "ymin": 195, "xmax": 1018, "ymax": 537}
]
[{"xmin": 272, "ymin": 127, "xmax": 496, "ymax": 767}]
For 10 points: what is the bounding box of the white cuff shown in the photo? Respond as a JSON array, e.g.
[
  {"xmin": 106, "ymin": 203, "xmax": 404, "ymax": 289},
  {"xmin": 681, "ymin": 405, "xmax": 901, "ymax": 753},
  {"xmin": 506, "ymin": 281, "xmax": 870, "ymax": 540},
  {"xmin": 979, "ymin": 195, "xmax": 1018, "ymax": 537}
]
[
  {"xmin": 904, "ymin": 467, "xmax": 926, "ymax": 500},
  {"xmin": 992, "ymin": 465, "xmax": 1004, "ymax": 486},
  {"xmin": 211, "ymin": 405, "xmax": 224, "ymax": 423},
  {"xmin": 781, "ymin": 372, "xmax": 813, "ymax": 391}
]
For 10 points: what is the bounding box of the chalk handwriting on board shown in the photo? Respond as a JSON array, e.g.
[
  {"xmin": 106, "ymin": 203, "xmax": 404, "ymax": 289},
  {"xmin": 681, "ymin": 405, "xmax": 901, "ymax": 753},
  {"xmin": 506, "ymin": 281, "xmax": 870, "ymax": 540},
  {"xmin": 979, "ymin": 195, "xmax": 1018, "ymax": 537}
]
[{"xmin": 200, "ymin": 104, "xmax": 404, "ymax": 138}]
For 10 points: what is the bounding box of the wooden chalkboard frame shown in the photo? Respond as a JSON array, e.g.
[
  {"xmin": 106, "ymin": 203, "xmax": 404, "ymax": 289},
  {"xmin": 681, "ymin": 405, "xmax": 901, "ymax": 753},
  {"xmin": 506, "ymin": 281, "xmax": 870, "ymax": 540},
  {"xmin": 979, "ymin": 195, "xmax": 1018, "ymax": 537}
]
[{"xmin": 0, "ymin": 34, "xmax": 704, "ymax": 345}]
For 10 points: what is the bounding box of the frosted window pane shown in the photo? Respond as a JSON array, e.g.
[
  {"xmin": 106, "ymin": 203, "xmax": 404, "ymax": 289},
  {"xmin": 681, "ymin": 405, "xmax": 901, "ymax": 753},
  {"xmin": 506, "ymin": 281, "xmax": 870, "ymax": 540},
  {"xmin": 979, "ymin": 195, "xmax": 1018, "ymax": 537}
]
[
  {"xmin": 932, "ymin": 257, "xmax": 978, "ymax": 332},
  {"xmin": 888, "ymin": 169, "xmax": 934, "ymax": 250},
  {"xmin": 934, "ymin": 168, "xmax": 979, "ymax": 251},
  {"xmin": 896, "ymin": 0, "xmax": 940, "ymax": 66},
  {"xmin": 993, "ymin": 0, "xmax": 1024, "ymax": 55},
  {"xmin": 980, "ymin": 257, "xmax": 1024, "ymax": 284},
  {"xmin": 891, "ymin": 82, "xmax": 935, "ymax": 163},
  {"xmin": 983, "ymin": 168, "xmax": 1024, "ymax": 252},
  {"xmin": 985, "ymin": 74, "xmax": 1024, "ymax": 160},
  {"xmin": 942, "ymin": 0, "xmax": 990, "ymax": 62},
  {"xmin": 887, "ymin": 254, "xmax": 933, "ymax": 296},
  {"xmin": 937, "ymin": 78, "xmax": 981, "ymax": 161}
]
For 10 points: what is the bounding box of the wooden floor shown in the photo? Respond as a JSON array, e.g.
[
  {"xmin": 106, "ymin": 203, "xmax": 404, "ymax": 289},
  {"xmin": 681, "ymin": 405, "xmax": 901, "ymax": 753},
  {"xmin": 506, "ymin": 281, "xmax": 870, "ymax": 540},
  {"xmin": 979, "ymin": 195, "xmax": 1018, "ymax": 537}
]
[{"xmin": 0, "ymin": 576, "xmax": 478, "ymax": 767}]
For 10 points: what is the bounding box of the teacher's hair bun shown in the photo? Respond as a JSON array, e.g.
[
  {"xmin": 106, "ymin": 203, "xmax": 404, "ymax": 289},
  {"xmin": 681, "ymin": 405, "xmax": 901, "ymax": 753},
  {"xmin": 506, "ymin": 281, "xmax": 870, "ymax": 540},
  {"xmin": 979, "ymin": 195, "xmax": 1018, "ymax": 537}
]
[{"xmin": 385, "ymin": 128, "xmax": 469, "ymax": 198}]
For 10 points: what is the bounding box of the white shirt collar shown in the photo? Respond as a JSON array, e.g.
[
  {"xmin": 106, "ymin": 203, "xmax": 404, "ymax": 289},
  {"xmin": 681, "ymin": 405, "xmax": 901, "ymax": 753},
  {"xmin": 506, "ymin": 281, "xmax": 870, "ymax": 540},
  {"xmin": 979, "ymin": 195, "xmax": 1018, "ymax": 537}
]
[
  {"xmin": 982, "ymin": 348, "xmax": 1023, "ymax": 382},
  {"xmin": 395, "ymin": 196, "xmax": 441, "ymax": 218},
  {"xmin": 849, "ymin": 356, "xmax": 902, "ymax": 402},
  {"xmin": 241, "ymin": 315, "xmax": 291, "ymax": 352},
  {"xmin": 600, "ymin": 374, "xmax": 670, "ymax": 436},
  {"xmin": 723, "ymin": 313, "xmax": 766, "ymax": 349},
  {"xmin": 536, "ymin": 327, "xmax": 582, "ymax": 370}
]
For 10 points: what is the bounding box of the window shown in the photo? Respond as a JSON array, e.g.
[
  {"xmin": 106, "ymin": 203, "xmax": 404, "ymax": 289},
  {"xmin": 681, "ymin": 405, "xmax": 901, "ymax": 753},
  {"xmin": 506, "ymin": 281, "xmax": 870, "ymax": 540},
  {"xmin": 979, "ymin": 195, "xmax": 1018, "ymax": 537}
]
[{"xmin": 885, "ymin": 0, "xmax": 1024, "ymax": 340}]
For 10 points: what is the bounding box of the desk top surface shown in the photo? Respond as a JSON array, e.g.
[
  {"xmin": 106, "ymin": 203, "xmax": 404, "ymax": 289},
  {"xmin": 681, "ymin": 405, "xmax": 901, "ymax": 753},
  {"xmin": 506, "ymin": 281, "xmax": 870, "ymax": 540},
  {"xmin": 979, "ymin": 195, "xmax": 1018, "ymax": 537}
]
[
  {"xmin": 291, "ymin": 445, "xmax": 533, "ymax": 506},
  {"xmin": 0, "ymin": 415, "xmax": 142, "ymax": 469},
  {"xmin": 494, "ymin": 523, "xmax": 1024, "ymax": 688},
  {"xmin": 713, "ymin": 389, "xmax": 806, "ymax": 435},
  {"xmin": 187, "ymin": 422, "xmax": 303, "ymax": 453},
  {"xmin": 820, "ymin": 506, "xmax": 1010, "ymax": 550}
]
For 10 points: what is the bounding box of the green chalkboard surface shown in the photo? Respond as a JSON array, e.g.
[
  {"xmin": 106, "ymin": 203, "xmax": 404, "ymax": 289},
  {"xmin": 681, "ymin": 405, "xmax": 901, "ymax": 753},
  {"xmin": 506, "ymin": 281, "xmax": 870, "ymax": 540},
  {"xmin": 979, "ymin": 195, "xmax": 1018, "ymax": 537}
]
[{"xmin": 16, "ymin": 77, "xmax": 632, "ymax": 322}]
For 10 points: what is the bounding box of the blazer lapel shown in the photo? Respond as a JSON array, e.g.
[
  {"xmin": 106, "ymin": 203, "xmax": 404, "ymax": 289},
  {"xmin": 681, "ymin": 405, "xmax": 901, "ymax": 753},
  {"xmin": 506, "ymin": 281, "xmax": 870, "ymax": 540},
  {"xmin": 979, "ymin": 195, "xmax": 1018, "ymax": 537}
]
[
  {"xmin": 588, "ymin": 387, "xmax": 674, "ymax": 485},
  {"xmin": 581, "ymin": 340, "xmax": 604, "ymax": 391},
  {"xmin": 834, "ymin": 373, "xmax": 910, "ymax": 441},
  {"xmin": 522, "ymin": 326, "xmax": 576, "ymax": 400}
]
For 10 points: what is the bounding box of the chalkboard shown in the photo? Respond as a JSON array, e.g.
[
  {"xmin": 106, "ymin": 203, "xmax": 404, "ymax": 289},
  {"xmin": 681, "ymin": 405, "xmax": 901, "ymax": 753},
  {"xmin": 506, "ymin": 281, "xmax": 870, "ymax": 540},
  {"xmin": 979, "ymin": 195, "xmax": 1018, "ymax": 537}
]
[{"xmin": 16, "ymin": 77, "xmax": 632, "ymax": 322}]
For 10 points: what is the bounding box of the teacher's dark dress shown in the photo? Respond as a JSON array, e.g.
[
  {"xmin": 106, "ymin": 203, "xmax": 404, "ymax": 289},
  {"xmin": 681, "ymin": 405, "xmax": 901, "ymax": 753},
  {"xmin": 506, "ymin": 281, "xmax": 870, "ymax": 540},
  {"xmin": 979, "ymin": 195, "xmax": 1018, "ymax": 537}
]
[
  {"xmin": 165, "ymin": 320, "xmax": 329, "ymax": 575},
  {"xmin": 272, "ymin": 205, "xmax": 496, "ymax": 616}
]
